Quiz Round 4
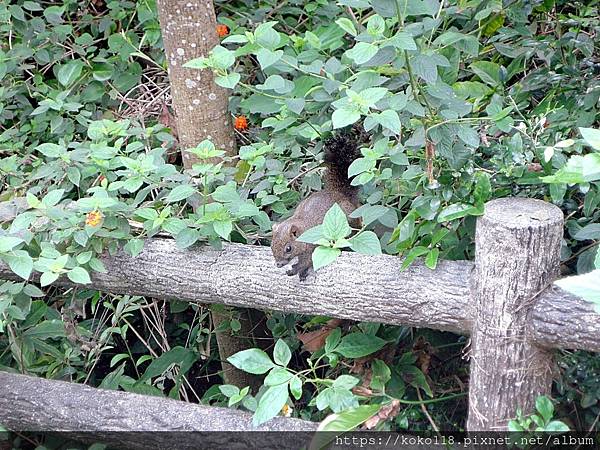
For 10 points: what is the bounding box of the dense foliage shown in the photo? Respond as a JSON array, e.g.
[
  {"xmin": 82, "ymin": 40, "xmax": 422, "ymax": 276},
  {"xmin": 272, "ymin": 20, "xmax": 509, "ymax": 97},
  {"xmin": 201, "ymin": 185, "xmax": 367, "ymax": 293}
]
[{"xmin": 0, "ymin": 0, "xmax": 599, "ymax": 439}]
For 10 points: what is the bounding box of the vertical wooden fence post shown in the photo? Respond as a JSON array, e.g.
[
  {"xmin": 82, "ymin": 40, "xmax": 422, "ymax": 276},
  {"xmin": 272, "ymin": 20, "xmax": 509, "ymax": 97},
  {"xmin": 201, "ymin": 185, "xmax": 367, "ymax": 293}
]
[{"xmin": 467, "ymin": 198, "xmax": 564, "ymax": 430}]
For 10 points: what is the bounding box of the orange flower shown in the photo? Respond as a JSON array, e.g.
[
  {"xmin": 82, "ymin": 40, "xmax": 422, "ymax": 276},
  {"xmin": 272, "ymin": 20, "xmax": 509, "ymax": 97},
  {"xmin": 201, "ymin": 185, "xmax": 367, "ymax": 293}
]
[
  {"xmin": 216, "ymin": 24, "xmax": 229, "ymax": 38},
  {"xmin": 234, "ymin": 115, "xmax": 248, "ymax": 131},
  {"xmin": 85, "ymin": 210, "xmax": 103, "ymax": 227}
]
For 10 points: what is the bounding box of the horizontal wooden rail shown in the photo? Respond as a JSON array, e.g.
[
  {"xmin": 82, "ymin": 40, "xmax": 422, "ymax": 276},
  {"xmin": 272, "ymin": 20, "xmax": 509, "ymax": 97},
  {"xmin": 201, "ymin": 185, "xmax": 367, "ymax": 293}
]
[
  {"xmin": 0, "ymin": 238, "xmax": 598, "ymax": 352},
  {"xmin": 0, "ymin": 372, "xmax": 316, "ymax": 449}
]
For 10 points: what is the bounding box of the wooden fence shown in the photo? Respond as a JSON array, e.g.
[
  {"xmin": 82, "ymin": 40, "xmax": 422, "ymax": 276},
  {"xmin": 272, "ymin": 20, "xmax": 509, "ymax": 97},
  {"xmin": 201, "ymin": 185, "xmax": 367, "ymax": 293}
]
[{"xmin": 0, "ymin": 198, "xmax": 599, "ymax": 444}]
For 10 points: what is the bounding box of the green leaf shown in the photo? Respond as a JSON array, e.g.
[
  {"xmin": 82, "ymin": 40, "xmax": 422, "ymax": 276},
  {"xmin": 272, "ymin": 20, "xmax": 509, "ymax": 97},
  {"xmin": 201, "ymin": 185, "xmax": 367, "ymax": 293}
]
[
  {"xmin": 4, "ymin": 250, "xmax": 33, "ymax": 280},
  {"xmin": 437, "ymin": 203, "xmax": 473, "ymax": 222},
  {"xmin": 297, "ymin": 225, "xmax": 324, "ymax": 244},
  {"xmin": 67, "ymin": 267, "xmax": 91, "ymax": 285},
  {"xmin": 0, "ymin": 236, "xmax": 24, "ymax": 253},
  {"xmin": 215, "ymin": 72, "xmax": 240, "ymax": 89},
  {"xmin": 348, "ymin": 157, "xmax": 375, "ymax": 177},
  {"xmin": 312, "ymin": 246, "xmax": 341, "ymax": 271},
  {"xmin": 332, "ymin": 108, "xmax": 360, "ymax": 129},
  {"xmin": 256, "ymin": 48, "xmax": 283, "ymax": 69},
  {"xmin": 22, "ymin": 320, "xmax": 65, "ymax": 340},
  {"xmin": 124, "ymin": 239, "xmax": 145, "ymax": 257},
  {"xmin": 333, "ymin": 375, "xmax": 360, "ymax": 390},
  {"xmin": 36, "ymin": 143, "xmax": 65, "ymax": 158},
  {"xmin": 228, "ymin": 348, "xmax": 275, "ymax": 374},
  {"xmin": 425, "ymin": 248, "xmax": 439, "ymax": 269},
  {"xmin": 290, "ymin": 375, "xmax": 303, "ymax": 400},
  {"xmin": 213, "ymin": 220, "xmax": 233, "ymax": 240},
  {"xmin": 264, "ymin": 367, "xmax": 293, "ymax": 386},
  {"xmin": 89, "ymin": 258, "xmax": 107, "ymax": 273},
  {"xmin": 182, "ymin": 57, "xmax": 208, "ymax": 69},
  {"xmin": 541, "ymin": 154, "xmax": 600, "ymax": 184},
  {"xmin": 254, "ymin": 21, "xmax": 280, "ymax": 49},
  {"xmin": 219, "ymin": 384, "xmax": 240, "ymax": 398},
  {"xmin": 412, "ymin": 55, "xmax": 438, "ymax": 84},
  {"xmin": 371, "ymin": 109, "xmax": 401, "ymax": 134},
  {"xmin": 140, "ymin": 346, "xmax": 194, "ymax": 382},
  {"xmin": 345, "ymin": 42, "xmax": 378, "ymax": 65},
  {"xmin": 316, "ymin": 386, "xmax": 359, "ymax": 413},
  {"xmin": 535, "ymin": 396, "xmax": 554, "ymax": 423},
  {"xmin": 470, "ymin": 61, "xmax": 502, "ymax": 86},
  {"xmin": 544, "ymin": 421, "xmax": 570, "ymax": 432},
  {"xmin": 335, "ymin": 18, "xmax": 357, "ymax": 36},
  {"xmin": 175, "ymin": 228, "xmax": 199, "ymax": 249},
  {"xmin": 222, "ymin": 34, "xmax": 248, "ymax": 44},
  {"xmin": 253, "ymin": 383, "xmax": 289, "ymax": 426},
  {"xmin": 358, "ymin": 87, "xmax": 389, "ymax": 106},
  {"xmin": 350, "ymin": 205, "xmax": 388, "ymax": 226},
  {"xmin": 42, "ymin": 189, "xmax": 64, "ymax": 207},
  {"xmin": 313, "ymin": 404, "xmax": 381, "ymax": 436},
  {"xmin": 23, "ymin": 284, "xmax": 44, "ymax": 297},
  {"xmin": 574, "ymin": 224, "xmax": 600, "ymax": 241},
  {"xmin": 387, "ymin": 32, "xmax": 416, "ymax": 50},
  {"xmin": 273, "ymin": 339, "xmax": 291, "ymax": 367},
  {"xmin": 349, "ymin": 231, "xmax": 382, "ymax": 255},
  {"xmin": 57, "ymin": 60, "xmax": 85, "ymax": 87},
  {"xmin": 473, "ymin": 172, "xmax": 492, "ymax": 205},
  {"xmin": 165, "ymin": 185, "xmax": 196, "ymax": 203},
  {"xmin": 555, "ymin": 270, "xmax": 600, "ymax": 310},
  {"xmin": 579, "ymin": 127, "xmax": 600, "ymax": 151},
  {"xmin": 322, "ymin": 204, "xmax": 351, "ymax": 241},
  {"xmin": 400, "ymin": 246, "xmax": 429, "ymax": 270},
  {"xmin": 92, "ymin": 62, "xmax": 114, "ymax": 81},
  {"xmin": 370, "ymin": 360, "xmax": 391, "ymax": 391},
  {"xmin": 211, "ymin": 46, "xmax": 235, "ymax": 70},
  {"xmin": 336, "ymin": 333, "xmax": 386, "ymax": 358},
  {"xmin": 67, "ymin": 167, "xmax": 81, "ymax": 186},
  {"xmin": 40, "ymin": 271, "xmax": 59, "ymax": 287}
]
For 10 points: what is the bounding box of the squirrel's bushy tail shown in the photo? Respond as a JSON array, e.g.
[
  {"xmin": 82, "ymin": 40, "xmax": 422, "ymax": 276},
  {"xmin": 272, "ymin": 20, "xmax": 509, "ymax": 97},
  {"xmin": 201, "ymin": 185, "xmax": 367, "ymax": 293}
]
[{"xmin": 323, "ymin": 130, "xmax": 361, "ymax": 201}]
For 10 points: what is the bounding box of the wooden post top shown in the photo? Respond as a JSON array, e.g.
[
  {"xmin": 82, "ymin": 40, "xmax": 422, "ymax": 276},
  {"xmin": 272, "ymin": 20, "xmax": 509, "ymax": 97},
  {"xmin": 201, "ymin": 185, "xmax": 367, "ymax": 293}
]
[{"xmin": 482, "ymin": 197, "xmax": 564, "ymax": 229}]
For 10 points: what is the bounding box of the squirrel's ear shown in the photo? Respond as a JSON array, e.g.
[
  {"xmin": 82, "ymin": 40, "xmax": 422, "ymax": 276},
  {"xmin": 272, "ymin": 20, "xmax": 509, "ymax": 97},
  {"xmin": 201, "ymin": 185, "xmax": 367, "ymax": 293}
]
[
  {"xmin": 272, "ymin": 222, "xmax": 279, "ymax": 233},
  {"xmin": 290, "ymin": 224, "xmax": 299, "ymax": 237}
]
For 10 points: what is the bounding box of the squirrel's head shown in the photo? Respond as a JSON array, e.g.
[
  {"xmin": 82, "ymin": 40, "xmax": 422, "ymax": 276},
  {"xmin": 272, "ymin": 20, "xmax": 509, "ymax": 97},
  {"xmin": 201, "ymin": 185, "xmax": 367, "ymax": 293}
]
[{"xmin": 270, "ymin": 220, "xmax": 311, "ymax": 268}]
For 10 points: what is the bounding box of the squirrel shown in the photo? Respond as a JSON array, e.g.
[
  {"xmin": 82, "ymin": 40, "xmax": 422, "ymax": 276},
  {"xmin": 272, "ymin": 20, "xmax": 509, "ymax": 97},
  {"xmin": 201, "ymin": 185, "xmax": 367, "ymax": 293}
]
[{"xmin": 271, "ymin": 132, "xmax": 361, "ymax": 281}]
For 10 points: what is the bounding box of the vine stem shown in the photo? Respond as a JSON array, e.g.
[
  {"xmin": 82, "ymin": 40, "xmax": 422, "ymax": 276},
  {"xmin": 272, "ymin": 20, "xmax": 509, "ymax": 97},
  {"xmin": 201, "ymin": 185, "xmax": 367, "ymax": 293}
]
[
  {"xmin": 394, "ymin": 0, "xmax": 435, "ymax": 119},
  {"xmin": 389, "ymin": 391, "xmax": 467, "ymax": 405}
]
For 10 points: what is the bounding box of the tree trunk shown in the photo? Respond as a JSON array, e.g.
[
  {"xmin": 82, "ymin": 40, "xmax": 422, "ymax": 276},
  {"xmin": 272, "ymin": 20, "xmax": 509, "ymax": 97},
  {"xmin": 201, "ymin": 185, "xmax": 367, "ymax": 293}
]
[
  {"xmin": 156, "ymin": 0, "xmax": 265, "ymax": 391},
  {"xmin": 467, "ymin": 198, "xmax": 563, "ymax": 431},
  {"xmin": 156, "ymin": 0, "xmax": 235, "ymax": 162}
]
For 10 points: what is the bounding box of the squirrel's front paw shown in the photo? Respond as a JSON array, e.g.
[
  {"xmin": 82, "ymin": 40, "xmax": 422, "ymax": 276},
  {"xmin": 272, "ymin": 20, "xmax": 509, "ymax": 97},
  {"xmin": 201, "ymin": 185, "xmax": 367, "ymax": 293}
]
[
  {"xmin": 286, "ymin": 263, "xmax": 300, "ymax": 276},
  {"xmin": 298, "ymin": 268, "xmax": 310, "ymax": 281}
]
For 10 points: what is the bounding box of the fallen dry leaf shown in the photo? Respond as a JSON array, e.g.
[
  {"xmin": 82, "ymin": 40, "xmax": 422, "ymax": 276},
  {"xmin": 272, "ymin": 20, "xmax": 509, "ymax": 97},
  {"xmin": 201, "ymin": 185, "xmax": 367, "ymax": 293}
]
[
  {"xmin": 364, "ymin": 399, "xmax": 401, "ymax": 429},
  {"xmin": 297, "ymin": 318, "xmax": 344, "ymax": 353}
]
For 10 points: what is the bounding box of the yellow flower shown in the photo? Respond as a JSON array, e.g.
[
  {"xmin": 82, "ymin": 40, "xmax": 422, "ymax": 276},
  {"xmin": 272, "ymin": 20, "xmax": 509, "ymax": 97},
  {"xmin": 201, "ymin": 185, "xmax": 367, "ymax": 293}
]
[
  {"xmin": 281, "ymin": 404, "xmax": 293, "ymax": 417},
  {"xmin": 85, "ymin": 210, "xmax": 103, "ymax": 227}
]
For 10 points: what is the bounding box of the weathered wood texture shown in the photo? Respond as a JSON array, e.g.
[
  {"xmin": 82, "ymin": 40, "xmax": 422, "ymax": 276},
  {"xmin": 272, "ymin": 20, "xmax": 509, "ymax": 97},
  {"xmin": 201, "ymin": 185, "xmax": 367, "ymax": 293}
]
[
  {"xmin": 467, "ymin": 198, "xmax": 563, "ymax": 431},
  {"xmin": 531, "ymin": 286, "xmax": 600, "ymax": 351},
  {"xmin": 0, "ymin": 238, "xmax": 598, "ymax": 352},
  {"xmin": 0, "ymin": 371, "xmax": 316, "ymax": 450},
  {"xmin": 0, "ymin": 240, "xmax": 474, "ymax": 334}
]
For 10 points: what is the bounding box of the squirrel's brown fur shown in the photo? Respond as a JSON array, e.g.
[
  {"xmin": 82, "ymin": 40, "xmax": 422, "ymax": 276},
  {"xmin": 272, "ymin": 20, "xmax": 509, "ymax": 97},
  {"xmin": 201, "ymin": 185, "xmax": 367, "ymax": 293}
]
[{"xmin": 271, "ymin": 133, "xmax": 361, "ymax": 280}]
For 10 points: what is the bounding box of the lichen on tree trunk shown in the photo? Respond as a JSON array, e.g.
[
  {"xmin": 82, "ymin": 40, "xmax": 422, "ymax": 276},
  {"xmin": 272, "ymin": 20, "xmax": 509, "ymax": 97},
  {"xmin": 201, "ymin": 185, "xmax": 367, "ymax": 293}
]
[{"xmin": 156, "ymin": 0, "xmax": 265, "ymax": 391}]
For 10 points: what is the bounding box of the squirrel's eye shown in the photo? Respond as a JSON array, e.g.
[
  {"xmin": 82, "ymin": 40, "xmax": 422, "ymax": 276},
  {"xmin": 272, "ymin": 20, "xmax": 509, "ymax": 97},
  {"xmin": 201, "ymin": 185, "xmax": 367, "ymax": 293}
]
[{"xmin": 285, "ymin": 244, "xmax": 292, "ymax": 253}]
